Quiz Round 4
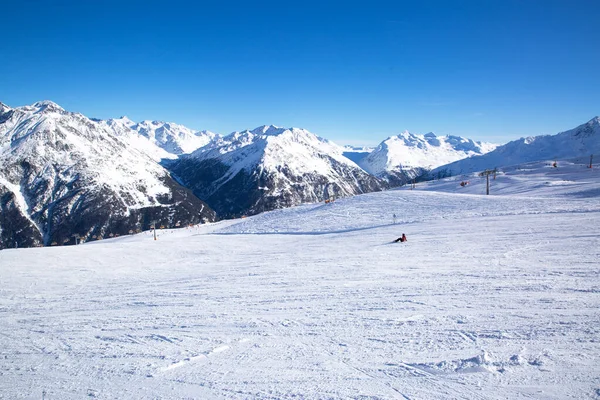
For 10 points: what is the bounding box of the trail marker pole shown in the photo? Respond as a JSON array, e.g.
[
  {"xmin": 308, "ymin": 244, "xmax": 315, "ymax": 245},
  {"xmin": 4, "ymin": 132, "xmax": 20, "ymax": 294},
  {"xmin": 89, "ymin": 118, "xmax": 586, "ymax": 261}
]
[{"xmin": 590, "ymin": 154, "xmax": 593, "ymax": 169}]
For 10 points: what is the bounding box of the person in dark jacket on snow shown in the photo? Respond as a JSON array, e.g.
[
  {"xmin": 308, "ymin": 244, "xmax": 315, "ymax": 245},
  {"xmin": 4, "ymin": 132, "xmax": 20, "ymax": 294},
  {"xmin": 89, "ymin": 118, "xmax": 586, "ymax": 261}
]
[{"xmin": 394, "ymin": 233, "xmax": 407, "ymax": 243}]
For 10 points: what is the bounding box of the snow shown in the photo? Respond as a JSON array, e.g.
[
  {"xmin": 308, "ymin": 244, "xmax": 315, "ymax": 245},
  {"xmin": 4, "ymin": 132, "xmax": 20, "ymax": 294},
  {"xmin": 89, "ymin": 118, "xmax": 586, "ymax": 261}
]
[
  {"xmin": 0, "ymin": 102, "xmax": 11, "ymax": 114},
  {"xmin": 1, "ymin": 161, "xmax": 599, "ymax": 399},
  {"xmin": 0, "ymin": 176, "xmax": 41, "ymax": 234},
  {"xmin": 103, "ymin": 117, "xmax": 218, "ymax": 161},
  {"xmin": 430, "ymin": 117, "xmax": 600, "ymax": 177},
  {"xmin": 32, "ymin": 100, "xmax": 62, "ymax": 107},
  {"xmin": 360, "ymin": 131, "xmax": 497, "ymax": 176},
  {"xmin": 260, "ymin": 128, "xmax": 357, "ymax": 175},
  {"xmin": 0, "ymin": 101, "xmax": 180, "ymax": 213},
  {"xmin": 131, "ymin": 120, "xmax": 217, "ymax": 155},
  {"xmin": 186, "ymin": 125, "xmax": 365, "ymax": 192}
]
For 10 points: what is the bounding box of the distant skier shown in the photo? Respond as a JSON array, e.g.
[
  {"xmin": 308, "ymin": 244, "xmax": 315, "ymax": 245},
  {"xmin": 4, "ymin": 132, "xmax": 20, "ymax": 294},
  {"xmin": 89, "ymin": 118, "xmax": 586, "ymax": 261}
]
[{"xmin": 394, "ymin": 233, "xmax": 407, "ymax": 243}]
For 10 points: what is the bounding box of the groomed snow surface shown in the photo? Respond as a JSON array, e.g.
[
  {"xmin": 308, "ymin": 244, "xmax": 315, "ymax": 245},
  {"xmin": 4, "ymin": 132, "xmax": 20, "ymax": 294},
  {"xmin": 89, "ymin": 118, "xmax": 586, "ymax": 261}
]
[{"xmin": 1, "ymin": 161, "xmax": 599, "ymax": 399}]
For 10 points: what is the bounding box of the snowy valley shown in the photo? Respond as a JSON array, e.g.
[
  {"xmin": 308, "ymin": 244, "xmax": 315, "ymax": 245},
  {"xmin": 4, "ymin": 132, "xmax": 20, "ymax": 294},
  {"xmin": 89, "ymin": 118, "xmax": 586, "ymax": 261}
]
[
  {"xmin": 0, "ymin": 160, "xmax": 598, "ymax": 398},
  {"xmin": 3, "ymin": 1, "xmax": 598, "ymax": 398}
]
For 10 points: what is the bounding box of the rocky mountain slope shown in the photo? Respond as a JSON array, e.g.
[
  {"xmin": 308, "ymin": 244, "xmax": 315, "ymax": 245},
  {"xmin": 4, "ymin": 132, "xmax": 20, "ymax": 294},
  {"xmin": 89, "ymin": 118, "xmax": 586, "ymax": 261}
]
[
  {"xmin": 428, "ymin": 117, "xmax": 600, "ymax": 178},
  {"xmin": 167, "ymin": 125, "xmax": 386, "ymax": 217},
  {"xmin": 0, "ymin": 101, "xmax": 216, "ymax": 249}
]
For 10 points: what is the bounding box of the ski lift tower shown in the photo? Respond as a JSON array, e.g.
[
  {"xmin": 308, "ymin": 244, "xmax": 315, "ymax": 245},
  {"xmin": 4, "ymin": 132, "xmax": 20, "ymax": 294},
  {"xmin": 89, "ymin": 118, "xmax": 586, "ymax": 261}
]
[{"xmin": 478, "ymin": 168, "xmax": 497, "ymax": 195}]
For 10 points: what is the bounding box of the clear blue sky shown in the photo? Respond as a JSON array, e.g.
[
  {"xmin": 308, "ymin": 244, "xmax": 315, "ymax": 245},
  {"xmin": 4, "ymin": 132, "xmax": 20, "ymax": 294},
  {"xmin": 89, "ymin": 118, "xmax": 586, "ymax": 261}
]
[{"xmin": 2, "ymin": 0, "xmax": 599, "ymax": 145}]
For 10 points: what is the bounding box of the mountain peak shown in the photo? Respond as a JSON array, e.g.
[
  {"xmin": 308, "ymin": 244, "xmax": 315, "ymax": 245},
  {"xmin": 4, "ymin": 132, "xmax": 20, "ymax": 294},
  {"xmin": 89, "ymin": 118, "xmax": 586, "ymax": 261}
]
[
  {"xmin": 197, "ymin": 129, "xmax": 217, "ymax": 137},
  {"xmin": 361, "ymin": 130, "xmax": 497, "ymax": 175},
  {"xmin": 115, "ymin": 116, "xmax": 135, "ymax": 125},
  {"xmin": 31, "ymin": 100, "xmax": 64, "ymax": 112},
  {"xmin": 251, "ymin": 125, "xmax": 285, "ymax": 136},
  {"xmin": 137, "ymin": 120, "xmax": 163, "ymax": 126},
  {"xmin": 0, "ymin": 102, "xmax": 11, "ymax": 113},
  {"xmin": 567, "ymin": 116, "xmax": 600, "ymax": 140}
]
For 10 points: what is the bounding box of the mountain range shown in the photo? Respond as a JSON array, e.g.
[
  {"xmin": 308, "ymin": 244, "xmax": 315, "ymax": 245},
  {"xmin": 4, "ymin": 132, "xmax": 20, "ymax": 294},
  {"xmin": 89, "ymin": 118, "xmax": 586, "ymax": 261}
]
[
  {"xmin": 0, "ymin": 100, "xmax": 598, "ymax": 249},
  {"xmin": 428, "ymin": 116, "xmax": 600, "ymax": 179}
]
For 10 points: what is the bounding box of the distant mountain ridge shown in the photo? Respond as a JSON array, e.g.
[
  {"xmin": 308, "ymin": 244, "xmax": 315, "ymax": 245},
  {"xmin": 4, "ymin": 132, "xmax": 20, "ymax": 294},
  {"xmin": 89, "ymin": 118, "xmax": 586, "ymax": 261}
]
[
  {"xmin": 167, "ymin": 125, "xmax": 385, "ymax": 217},
  {"xmin": 358, "ymin": 130, "xmax": 497, "ymax": 186},
  {"xmin": 102, "ymin": 116, "xmax": 217, "ymax": 161},
  {"xmin": 360, "ymin": 130, "xmax": 496, "ymax": 174},
  {"xmin": 428, "ymin": 116, "xmax": 600, "ymax": 178}
]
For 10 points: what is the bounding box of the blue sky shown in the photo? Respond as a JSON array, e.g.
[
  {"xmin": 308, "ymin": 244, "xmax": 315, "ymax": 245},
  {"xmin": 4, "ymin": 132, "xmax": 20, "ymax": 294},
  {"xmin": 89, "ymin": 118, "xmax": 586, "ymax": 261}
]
[{"xmin": 2, "ymin": 0, "xmax": 599, "ymax": 145}]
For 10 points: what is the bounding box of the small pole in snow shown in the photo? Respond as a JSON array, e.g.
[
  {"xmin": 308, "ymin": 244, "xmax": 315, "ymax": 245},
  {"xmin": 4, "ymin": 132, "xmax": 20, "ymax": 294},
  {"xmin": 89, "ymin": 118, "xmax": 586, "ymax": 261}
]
[
  {"xmin": 153, "ymin": 222, "xmax": 157, "ymax": 241},
  {"xmin": 590, "ymin": 154, "xmax": 594, "ymax": 169}
]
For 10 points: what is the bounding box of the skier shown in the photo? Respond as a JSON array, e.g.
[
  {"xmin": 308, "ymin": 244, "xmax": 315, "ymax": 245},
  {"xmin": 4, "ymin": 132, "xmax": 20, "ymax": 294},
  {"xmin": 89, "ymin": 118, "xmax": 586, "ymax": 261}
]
[{"xmin": 394, "ymin": 233, "xmax": 407, "ymax": 243}]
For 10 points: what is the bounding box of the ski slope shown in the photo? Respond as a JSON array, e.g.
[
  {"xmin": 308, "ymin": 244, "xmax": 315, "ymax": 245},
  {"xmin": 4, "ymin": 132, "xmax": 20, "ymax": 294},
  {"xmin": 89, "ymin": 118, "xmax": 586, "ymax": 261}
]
[{"xmin": 0, "ymin": 160, "xmax": 599, "ymax": 399}]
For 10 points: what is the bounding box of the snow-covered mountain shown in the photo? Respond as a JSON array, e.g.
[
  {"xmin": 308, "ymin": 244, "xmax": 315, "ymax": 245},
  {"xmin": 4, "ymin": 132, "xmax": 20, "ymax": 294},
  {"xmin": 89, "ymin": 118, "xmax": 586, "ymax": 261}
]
[
  {"xmin": 104, "ymin": 117, "xmax": 218, "ymax": 160},
  {"xmin": 429, "ymin": 116, "xmax": 600, "ymax": 178},
  {"xmin": 132, "ymin": 120, "xmax": 216, "ymax": 155},
  {"xmin": 3, "ymin": 99, "xmax": 597, "ymax": 250},
  {"xmin": 167, "ymin": 125, "xmax": 386, "ymax": 217},
  {"xmin": 0, "ymin": 101, "xmax": 216, "ymax": 249},
  {"xmin": 359, "ymin": 131, "xmax": 496, "ymax": 184}
]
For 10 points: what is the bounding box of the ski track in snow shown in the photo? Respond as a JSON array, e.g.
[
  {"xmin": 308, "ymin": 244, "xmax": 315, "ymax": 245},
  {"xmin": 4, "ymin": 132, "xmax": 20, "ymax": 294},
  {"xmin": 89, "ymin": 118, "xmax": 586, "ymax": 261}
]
[{"xmin": 0, "ymin": 162, "xmax": 599, "ymax": 399}]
